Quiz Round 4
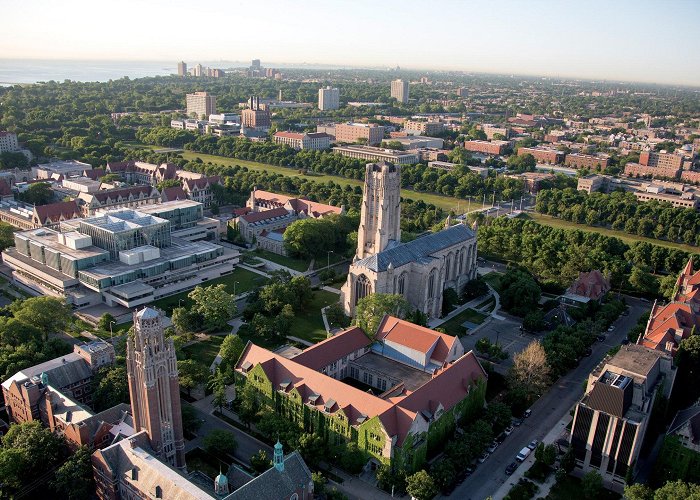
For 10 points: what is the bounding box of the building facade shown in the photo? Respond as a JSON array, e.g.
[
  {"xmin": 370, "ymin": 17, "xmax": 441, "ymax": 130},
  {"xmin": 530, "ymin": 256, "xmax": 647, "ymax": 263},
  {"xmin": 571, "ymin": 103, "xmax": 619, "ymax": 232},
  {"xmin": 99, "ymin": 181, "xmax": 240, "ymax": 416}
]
[
  {"xmin": 273, "ymin": 131, "xmax": 332, "ymax": 151},
  {"xmin": 464, "ymin": 140, "xmax": 509, "ymax": 155},
  {"xmin": 332, "ymin": 145, "xmax": 418, "ymax": 164},
  {"xmin": 569, "ymin": 344, "xmax": 675, "ymax": 489},
  {"xmin": 127, "ymin": 308, "xmax": 186, "ymax": 469},
  {"xmin": 235, "ymin": 317, "xmax": 487, "ymax": 472},
  {"xmin": 334, "ymin": 122, "xmax": 385, "ymax": 145},
  {"xmin": 341, "ymin": 162, "xmax": 477, "ymax": 318},
  {"xmin": 404, "ymin": 120, "xmax": 444, "ymax": 136},
  {"xmin": 624, "ymin": 162, "xmax": 681, "ymax": 180},
  {"xmin": 0, "ymin": 131, "xmax": 19, "ymax": 153},
  {"xmin": 177, "ymin": 61, "xmax": 187, "ymax": 76},
  {"xmin": 564, "ymin": 153, "xmax": 610, "ymax": 170},
  {"xmin": 391, "ymin": 79, "xmax": 409, "ymax": 104},
  {"xmin": 186, "ymin": 92, "xmax": 217, "ymax": 119},
  {"xmin": 517, "ymin": 146, "xmax": 565, "ymax": 164},
  {"xmin": 318, "ymin": 86, "xmax": 340, "ymax": 110}
]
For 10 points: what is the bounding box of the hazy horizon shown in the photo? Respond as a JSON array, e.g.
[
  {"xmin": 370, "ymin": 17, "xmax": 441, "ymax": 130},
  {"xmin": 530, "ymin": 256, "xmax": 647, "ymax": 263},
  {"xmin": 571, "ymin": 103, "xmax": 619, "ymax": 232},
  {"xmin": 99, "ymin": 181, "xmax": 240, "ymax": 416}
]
[{"xmin": 1, "ymin": 0, "xmax": 699, "ymax": 87}]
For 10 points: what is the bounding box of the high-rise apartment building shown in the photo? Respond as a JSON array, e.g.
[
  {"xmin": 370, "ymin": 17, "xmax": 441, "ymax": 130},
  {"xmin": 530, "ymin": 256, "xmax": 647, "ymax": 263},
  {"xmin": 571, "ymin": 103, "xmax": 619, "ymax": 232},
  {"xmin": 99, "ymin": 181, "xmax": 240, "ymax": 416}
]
[
  {"xmin": 0, "ymin": 131, "xmax": 19, "ymax": 153},
  {"xmin": 186, "ymin": 92, "xmax": 216, "ymax": 119},
  {"xmin": 391, "ymin": 79, "xmax": 409, "ymax": 104},
  {"xmin": 318, "ymin": 86, "xmax": 340, "ymax": 110},
  {"xmin": 127, "ymin": 308, "xmax": 186, "ymax": 469},
  {"xmin": 334, "ymin": 122, "xmax": 385, "ymax": 145},
  {"xmin": 177, "ymin": 61, "xmax": 187, "ymax": 77}
]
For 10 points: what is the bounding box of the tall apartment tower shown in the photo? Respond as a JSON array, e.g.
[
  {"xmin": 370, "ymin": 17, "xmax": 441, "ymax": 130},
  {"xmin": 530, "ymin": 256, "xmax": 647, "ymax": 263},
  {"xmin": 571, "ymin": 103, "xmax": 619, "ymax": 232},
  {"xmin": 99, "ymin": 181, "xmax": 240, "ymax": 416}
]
[
  {"xmin": 391, "ymin": 79, "xmax": 409, "ymax": 104},
  {"xmin": 127, "ymin": 308, "xmax": 186, "ymax": 470},
  {"xmin": 186, "ymin": 91, "xmax": 217, "ymax": 119},
  {"xmin": 318, "ymin": 86, "xmax": 340, "ymax": 110},
  {"xmin": 356, "ymin": 162, "xmax": 401, "ymax": 259},
  {"xmin": 177, "ymin": 61, "xmax": 187, "ymax": 77}
]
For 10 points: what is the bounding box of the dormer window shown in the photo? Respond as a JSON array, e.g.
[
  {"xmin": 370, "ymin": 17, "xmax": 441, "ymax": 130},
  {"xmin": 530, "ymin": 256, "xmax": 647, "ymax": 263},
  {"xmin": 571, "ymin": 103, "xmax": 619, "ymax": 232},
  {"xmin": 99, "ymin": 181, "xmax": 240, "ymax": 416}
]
[
  {"xmin": 324, "ymin": 399, "xmax": 337, "ymax": 413},
  {"xmin": 308, "ymin": 394, "xmax": 320, "ymax": 405},
  {"xmin": 279, "ymin": 380, "xmax": 291, "ymax": 391}
]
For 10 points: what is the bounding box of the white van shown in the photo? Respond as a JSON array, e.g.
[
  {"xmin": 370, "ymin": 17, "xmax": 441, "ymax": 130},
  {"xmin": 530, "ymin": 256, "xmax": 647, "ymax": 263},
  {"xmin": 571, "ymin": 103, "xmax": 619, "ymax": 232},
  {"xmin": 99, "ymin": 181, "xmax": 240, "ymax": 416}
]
[{"xmin": 516, "ymin": 447, "xmax": 531, "ymax": 462}]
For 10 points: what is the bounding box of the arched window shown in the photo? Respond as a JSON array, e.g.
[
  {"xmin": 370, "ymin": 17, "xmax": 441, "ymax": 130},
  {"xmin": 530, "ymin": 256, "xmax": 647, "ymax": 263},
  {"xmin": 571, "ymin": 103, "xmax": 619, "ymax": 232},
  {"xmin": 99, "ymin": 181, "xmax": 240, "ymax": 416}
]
[
  {"xmin": 445, "ymin": 255, "xmax": 452, "ymax": 281},
  {"xmin": 454, "ymin": 251, "xmax": 460, "ymax": 277},
  {"xmin": 155, "ymin": 486, "xmax": 163, "ymax": 498},
  {"xmin": 428, "ymin": 269, "xmax": 436, "ymax": 299},
  {"xmin": 398, "ymin": 273, "xmax": 407, "ymax": 296},
  {"xmin": 458, "ymin": 249, "xmax": 465, "ymax": 275},
  {"xmin": 354, "ymin": 274, "xmax": 371, "ymax": 305}
]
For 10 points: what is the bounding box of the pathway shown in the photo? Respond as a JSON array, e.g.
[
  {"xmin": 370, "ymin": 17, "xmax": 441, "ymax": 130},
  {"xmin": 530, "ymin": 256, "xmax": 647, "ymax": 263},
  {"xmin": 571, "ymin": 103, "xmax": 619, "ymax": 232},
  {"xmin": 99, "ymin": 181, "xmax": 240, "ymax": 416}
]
[
  {"xmin": 286, "ymin": 335, "xmax": 314, "ymax": 347},
  {"xmin": 428, "ymin": 292, "xmax": 494, "ymax": 329}
]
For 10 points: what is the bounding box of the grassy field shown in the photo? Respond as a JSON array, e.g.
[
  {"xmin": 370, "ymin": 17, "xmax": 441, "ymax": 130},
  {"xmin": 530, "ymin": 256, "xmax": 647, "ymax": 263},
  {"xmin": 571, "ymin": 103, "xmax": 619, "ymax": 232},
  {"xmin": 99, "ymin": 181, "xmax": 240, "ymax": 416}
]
[
  {"xmin": 178, "ymin": 150, "xmax": 483, "ymax": 213},
  {"xmin": 482, "ymin": 271, "xmax": 504, "ymax": 291},
  {"xmin": 440, "ymin": 308, "xmax": 488, "ymax": 337},
  {"xmin": 252, "ymin": 249, "xmax": 310, "ymax": 272},
  {"xmin": 526, "ymin": 213, "xmax": 699, "ymax": 254},
  {"xmin": 289, "ymin": 289, "xmax": 340, "ymax": 343},
  {"xmin": 183, "ymin": 335, "xmax": 224, "ymax": 367},
  {"xmin": 150, "ymin": 267, "xmax": 266, "ymax": 314}
]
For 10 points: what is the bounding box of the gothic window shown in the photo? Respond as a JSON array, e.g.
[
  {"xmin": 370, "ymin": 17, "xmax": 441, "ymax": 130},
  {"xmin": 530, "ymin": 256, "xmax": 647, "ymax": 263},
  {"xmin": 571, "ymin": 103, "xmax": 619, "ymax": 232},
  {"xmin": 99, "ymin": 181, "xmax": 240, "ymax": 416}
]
[
  {"xmin": 445, "ymin": 255, "xmax": 452, "ymax": 281},
  {"xmin": 398, "ymin": 273, "xmax": 407, "ymax": 295},
  {"xmin": 459, "ymin": 248, "xmax": 465, "ymax": 275},
  {"xmin": 428, "ymin": 269, "xmax": 436, "ymax": 299},
  {"xmin": 155, "ymin": 486, "xmax": 163, "ymax": 498},
  {"xmin": 454, "ymin": 251, "xmax": 460, "ymax": 277},
  {"xmin": 354, "ymin": 274, "xmax": 371, "ymax": 305}
]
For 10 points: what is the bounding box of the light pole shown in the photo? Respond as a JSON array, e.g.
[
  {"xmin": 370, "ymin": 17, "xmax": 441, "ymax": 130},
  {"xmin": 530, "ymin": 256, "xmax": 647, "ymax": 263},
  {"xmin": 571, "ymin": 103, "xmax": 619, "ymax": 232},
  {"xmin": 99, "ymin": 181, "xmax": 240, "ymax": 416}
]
[
  {"xmin": 178, "ymin": 298, "xmax": 184, "ymax": 308},
  {"xmin": 109, "ymin": 320, "xmax": 116, "ymax": 343},
  {"xmin": 233, "ymin": 281, "xmax": 240, "ymax": 296},
  {"xmin": 327, "ymin": 250, "xmax": 334, "ymax": 270}
]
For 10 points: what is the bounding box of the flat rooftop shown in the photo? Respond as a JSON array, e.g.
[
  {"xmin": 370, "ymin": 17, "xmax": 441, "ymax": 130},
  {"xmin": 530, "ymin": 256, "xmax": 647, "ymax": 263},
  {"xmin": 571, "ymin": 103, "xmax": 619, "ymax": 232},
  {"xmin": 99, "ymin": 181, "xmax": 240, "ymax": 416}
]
[
  {"xmin": 80, "ymin": 211, "xmax": 168, "ymax": 233},
  {"xmin": 136, "ymin": 199, "xmax": 203, "ymax": 213},
  {"xmin": 351, "ymin": 352, "xmax": 432, "ymax": 393},
  {"xmin": 16, "ymin": 228, "xmax": 109, "ymax": 260}
]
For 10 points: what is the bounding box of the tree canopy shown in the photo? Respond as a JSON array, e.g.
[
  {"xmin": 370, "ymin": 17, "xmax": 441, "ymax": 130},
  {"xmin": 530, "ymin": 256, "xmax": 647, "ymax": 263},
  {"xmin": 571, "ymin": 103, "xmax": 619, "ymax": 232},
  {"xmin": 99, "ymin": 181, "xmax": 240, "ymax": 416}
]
[{"xmin": 353, "ymin": 293, "xmax": 412, "ymax": 337}]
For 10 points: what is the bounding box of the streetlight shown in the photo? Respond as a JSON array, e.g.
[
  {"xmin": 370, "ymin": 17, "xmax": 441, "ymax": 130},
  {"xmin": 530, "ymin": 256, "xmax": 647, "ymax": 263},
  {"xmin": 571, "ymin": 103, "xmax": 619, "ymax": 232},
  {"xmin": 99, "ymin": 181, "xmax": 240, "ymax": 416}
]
[
  {"xmin": 233, "ymin": 281, "xmax": 240, "ymax": 296},
  {"xmin": 178, "ymin": 298, "xmax": 184, "ymax": 308},
  {"xmin": 109, "ymin": 320, "xmax": 116, "ymax": 343},
  {"xmin": 327, "ymin": 250, "xmax": 334, "ymax": 270}
]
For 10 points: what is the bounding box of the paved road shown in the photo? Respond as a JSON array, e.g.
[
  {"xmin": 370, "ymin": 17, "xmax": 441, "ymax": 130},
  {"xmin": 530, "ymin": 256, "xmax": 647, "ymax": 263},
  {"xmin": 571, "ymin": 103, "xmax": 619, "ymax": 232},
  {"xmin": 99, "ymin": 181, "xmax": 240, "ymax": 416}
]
[{"xmin": 448, "ymin": 297, "xmax": 650, "ymax": 500}]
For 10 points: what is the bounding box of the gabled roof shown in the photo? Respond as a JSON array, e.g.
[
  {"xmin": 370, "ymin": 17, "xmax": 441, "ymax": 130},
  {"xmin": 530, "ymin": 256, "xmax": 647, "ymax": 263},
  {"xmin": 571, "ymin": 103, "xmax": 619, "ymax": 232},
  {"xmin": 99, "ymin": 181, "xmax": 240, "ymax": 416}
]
[
  {"xmin": 33, "ymin": 200, "xmax": 81, "ymax": 224},
  {"xmin": 376, "ymin": 315, "xmax": 459, "ymax": 363},
  {"xmin": 227, "ymin": 451, "xmax": 312, "ymax": 500},
  {"xmin": 640, "ymin": 301, "xmax": 700, "ymax": 352},
  {"xmin": 567, "ymin": 270, "xmax": 610, "ymax": 300},
  {"xmin": 291, "ymin": 327, "xmax": 369, "ymax": 370},
  {"xmin": 183, "ymin": 176, "xmax": 220, "ymax": 191},
  {"xmin": 668, "ymin": 404, "xmax": 700, "ymax": 444},
  {"xmin": 355, "ymin": 224, "xmax": 475, "ymax": 272},
  {"xmin": 239, "ymin": 207, "xmax": 290, "ymax": 224},
  {"xmin": 91, "ymin": 185, "xmax": 154, "ymax": 203},
  {"xmin": 160, "ymin": 185, "xmax": 187, "ymax": 201}
]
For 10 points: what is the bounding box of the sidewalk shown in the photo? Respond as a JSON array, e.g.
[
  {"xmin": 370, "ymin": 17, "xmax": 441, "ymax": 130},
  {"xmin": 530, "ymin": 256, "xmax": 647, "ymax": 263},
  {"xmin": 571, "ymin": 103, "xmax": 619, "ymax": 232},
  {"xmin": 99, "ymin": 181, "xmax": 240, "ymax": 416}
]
[
  {"xmin": 492, "ymin": 412, "xmax": 573, "ymax": 500},
  {"xmin": 428, "ymin": 292, "xmax": 493, "ymax": 329}
]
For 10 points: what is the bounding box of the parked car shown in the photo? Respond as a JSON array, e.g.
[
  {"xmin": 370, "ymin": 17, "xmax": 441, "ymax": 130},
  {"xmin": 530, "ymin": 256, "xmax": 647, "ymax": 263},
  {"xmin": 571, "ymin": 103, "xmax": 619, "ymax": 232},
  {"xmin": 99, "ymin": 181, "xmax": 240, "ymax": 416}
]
[
  {"xmin": 478, "ymin": 452, "xmax": 490, "ymax": 463},
  {"xmin": 528, "ymin": 439, "xmax": 539, "ymax": 450},
  {"xmin": 597, "ymin": 334, "xmax": 606, "ymax": 342},
  {"xmin": 505, "ymin": 462, "xmax": 519, "ymax": 475},
  {"xmin": 488, "ymin": 441, "xmax": 499, "ymax": 453},
  {"xmin": 504, "ymin": 425, "xmax": 514, "ymax": 435},
  {"xmin": 524, "ymin": 409, "xmax": 532, "ymax": 418},
  {"xmin": 584, "ymin": 347, "xmax": 593, "ymax": 357},
  {"xmin": 608, "ymin": 325, "xmax": 615, "ymax": 332},
  {"xmin": 496, "ymin": 432, "xmax": 507, "ymax": 443},
  {"xmin": 516, "ymin": 447, "xmax": 531, "ymax": 462},
  {"xmin": 513, "ymin": 418, "xmax": 523, "ymax": 427}
]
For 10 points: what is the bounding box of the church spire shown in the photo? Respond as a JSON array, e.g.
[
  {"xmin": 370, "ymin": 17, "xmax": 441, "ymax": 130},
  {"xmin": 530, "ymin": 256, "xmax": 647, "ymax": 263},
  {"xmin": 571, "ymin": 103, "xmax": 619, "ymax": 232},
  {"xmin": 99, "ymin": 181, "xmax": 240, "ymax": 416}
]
[{"xmin": 273, "ymin": 440, "xmax": 284, "ymax": 472}]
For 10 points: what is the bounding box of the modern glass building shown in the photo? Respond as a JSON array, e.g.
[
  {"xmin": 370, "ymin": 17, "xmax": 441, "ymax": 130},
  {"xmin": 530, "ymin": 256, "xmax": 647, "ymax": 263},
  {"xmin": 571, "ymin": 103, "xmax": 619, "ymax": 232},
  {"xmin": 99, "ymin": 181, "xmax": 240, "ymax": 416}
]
[{"xmin": 2, "ymin": 206, "xmax": 239, "ymax": 308}]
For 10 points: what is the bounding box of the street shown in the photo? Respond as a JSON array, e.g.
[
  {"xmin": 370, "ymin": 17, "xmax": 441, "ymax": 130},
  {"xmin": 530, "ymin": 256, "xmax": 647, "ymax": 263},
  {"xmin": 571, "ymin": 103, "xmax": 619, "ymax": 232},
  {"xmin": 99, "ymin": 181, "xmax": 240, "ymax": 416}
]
[{"xmin": 448, "ymin": 297, "xmax": 649, "ymax": 499}]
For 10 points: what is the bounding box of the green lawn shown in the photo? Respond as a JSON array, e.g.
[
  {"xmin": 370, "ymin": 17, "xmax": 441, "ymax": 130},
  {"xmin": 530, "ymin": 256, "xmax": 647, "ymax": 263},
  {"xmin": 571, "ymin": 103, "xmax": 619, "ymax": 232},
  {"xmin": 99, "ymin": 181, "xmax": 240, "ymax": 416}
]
[
  {"xmin": 288, "ymin": 290, "xmax": 340, "ymax": 343},
  {"xmin": 440, "ymin": 308, "xmax": 488, "ymax": 337},
  {"xmin": 178, "ymin": 150, "xmax": 485, "ymax": 213},
  {"xmin": 312, "ymin": 251, "xmax": 347, "ymax": 270},
  {"xmin": 482, "ymin": 272, "xmax": 503, "ymax": 291},
  {"xmin": 252, "ymin": 249, "xmax": 310, "ymax": 272},
  {"xmin": 150, "ymin": 267, "xmax": 266, "ymax": 315},
  {"xmin": 182, "ymin": 335, "xmax": 224, "ymax": 367},
  {"xmin": 526, "ymin": 213, "xmax": 699, "ymax": 254}
]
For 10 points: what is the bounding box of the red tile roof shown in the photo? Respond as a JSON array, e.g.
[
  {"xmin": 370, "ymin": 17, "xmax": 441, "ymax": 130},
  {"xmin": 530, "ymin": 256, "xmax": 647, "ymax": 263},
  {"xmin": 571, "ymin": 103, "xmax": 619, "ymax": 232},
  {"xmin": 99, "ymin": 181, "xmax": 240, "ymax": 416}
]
[
  {"xmin": 183, "ymin": 176, "xmax": 220, "ymax": 191},
  {"xmin": 160, "ymin": 186, "xmax": 187, "ymax": 201},
  {"xmin": 33, "ymin": 200, "xmax": 81, "ymax": 224},
  {"xmin": 239, "ymin": 207, "xmax": 290, "ymax": 223},
  {"xmin": 376, "ymin": 315, "xmax": 461, "ymax": 364},
  {"xmin": 251, "ymin": 189, "xmax": 342, "ymax": 217},
  {"xmin": 567, "ymin": 270, "xmax": 611, "ymax": 301},
  {"xmin": 291, "ymin": 327, "xmax": 370, "ymax": 370},
  {"xmin": 274, "ymin": 131, "xmax": 305, "ymax": 140},
  {"xmin": 92, "ymin": 186, "xmax": 154, "ymax": 203}
]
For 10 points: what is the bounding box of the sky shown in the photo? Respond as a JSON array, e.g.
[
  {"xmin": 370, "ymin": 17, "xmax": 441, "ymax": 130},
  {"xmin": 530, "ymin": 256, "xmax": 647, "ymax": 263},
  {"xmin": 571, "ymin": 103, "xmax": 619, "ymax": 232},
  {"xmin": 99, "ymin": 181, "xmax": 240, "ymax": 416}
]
[{"xmin": 1, "ymin": 0, "xmax": 699, "ymax": 86}]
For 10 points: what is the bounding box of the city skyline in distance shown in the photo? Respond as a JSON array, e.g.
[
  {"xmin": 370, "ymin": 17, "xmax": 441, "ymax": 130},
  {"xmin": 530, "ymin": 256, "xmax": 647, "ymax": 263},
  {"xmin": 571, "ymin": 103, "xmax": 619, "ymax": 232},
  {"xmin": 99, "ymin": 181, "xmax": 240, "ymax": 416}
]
[{"xmin": 1, "ymin": 0, "xmax": 699, "ymax": 87}]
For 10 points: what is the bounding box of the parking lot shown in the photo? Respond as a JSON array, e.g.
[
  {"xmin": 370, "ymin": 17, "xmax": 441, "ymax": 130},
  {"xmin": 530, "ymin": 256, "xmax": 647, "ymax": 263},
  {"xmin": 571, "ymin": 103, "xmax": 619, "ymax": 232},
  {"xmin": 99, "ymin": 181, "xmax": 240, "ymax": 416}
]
[{"xmin": 460, "ymin": 313, "xmax": 535, "ymax": 371}]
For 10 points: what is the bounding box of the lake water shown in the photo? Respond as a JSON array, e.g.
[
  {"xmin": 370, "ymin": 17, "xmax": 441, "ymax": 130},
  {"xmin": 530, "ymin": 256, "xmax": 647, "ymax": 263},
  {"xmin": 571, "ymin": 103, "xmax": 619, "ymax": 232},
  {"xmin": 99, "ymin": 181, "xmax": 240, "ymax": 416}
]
[{"xmin": 0, "ymin": 60, "xmax": 236, "ymax": 85}]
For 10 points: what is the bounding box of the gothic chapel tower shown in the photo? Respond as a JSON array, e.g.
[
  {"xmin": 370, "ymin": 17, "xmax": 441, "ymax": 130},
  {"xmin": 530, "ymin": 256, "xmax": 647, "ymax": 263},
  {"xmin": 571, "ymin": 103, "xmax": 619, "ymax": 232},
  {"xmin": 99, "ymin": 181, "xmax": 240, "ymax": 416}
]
[
  {"xmin": 356, "ymin": 162, "xmax": 401, "ymax": 259},
  {"xmin": 127, "ymin": 307, "xmax": 186, "ymax": 469}
]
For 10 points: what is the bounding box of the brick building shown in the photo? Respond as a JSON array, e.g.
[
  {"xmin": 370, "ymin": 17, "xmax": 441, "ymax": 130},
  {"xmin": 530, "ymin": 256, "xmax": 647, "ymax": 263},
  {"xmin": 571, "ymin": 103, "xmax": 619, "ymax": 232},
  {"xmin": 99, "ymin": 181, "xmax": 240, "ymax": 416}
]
[
  {"xmin": 517, "ymin": 146, "xmax": 564, "ymax": 164},
  {"xmin": 273, "ymin": 131, "xmax": 332, "ymax": 150},
  {"xmin": 564, "ymin": 153, "xmax": 610, "ymax": 170},
  {"xmin": 624, "ymin": 162, "xmax": 681, "ymax": 180},
  {"xmin": 464, "ymin": 140, "xmax": 509, "ymax": 155},
  {"xmin": 334, "ymin": 122, "xmax": 385, "ymax": 145}
]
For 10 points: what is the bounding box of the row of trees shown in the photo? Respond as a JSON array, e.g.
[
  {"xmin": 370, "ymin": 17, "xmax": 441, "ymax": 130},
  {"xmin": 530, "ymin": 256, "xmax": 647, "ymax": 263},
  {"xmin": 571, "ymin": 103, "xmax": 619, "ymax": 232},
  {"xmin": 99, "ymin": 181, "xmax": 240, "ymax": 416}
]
[
  {"xmin": 536, "ymin": 188, "xmax": 700, "ymax": 246},
  {"xmin": 477, "ymin": 217, "xmax": 699, "ymax": 295}
]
